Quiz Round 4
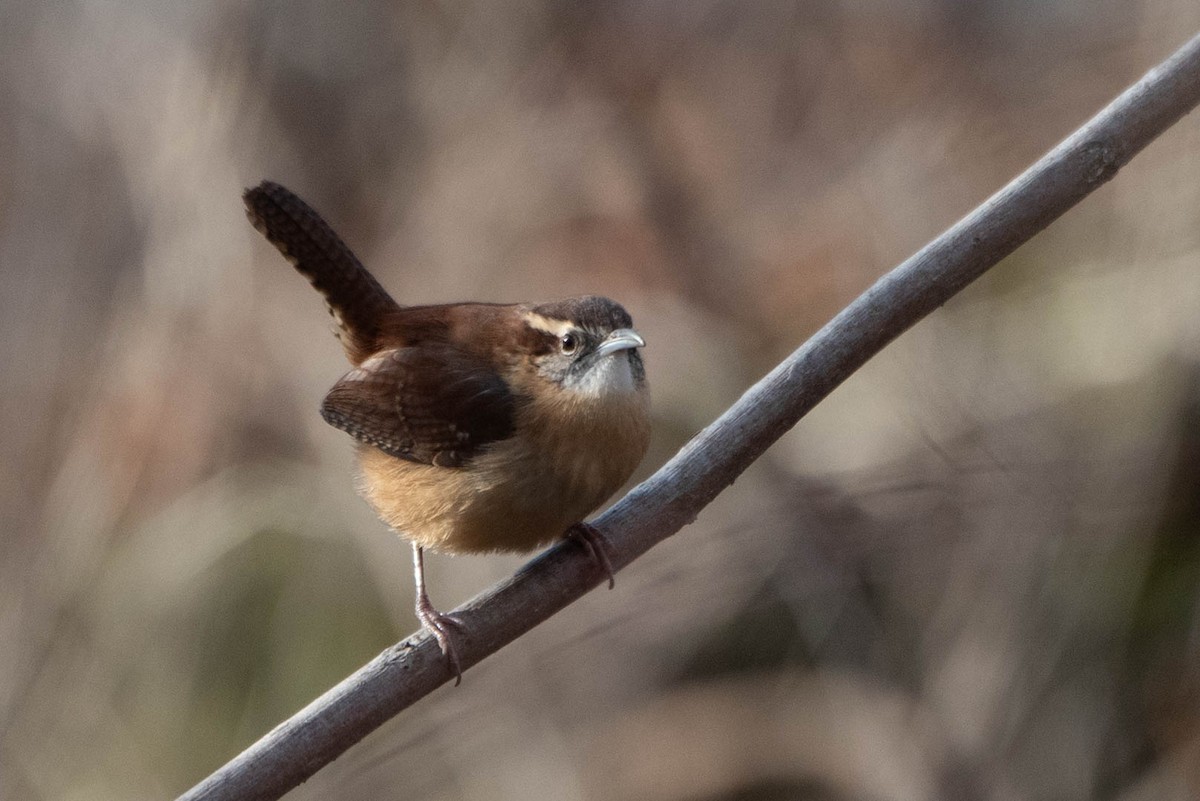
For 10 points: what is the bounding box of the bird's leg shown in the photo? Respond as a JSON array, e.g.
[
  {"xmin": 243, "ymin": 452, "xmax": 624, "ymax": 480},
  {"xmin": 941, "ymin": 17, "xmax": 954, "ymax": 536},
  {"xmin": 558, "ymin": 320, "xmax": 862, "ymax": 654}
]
[
  {"xmin": 412, "ymin": 544, "xmax": 467, "ymax": 685},
  {"xmin": 566, "ymin": 522, "xmax": 616, "ymax": 589}
]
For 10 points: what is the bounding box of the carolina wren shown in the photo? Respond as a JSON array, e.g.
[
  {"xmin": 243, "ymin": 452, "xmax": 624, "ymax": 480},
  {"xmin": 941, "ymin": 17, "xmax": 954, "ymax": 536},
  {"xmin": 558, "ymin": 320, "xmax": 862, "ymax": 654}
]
[{"xmin": 243, "ymin": 181, "xmax": 650, "ymax": 681}]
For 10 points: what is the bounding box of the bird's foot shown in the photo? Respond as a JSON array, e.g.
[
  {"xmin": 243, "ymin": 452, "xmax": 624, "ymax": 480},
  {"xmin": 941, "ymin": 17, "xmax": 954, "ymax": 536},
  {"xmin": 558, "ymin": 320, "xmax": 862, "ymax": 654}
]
[
  {"xmin": 416, "ymin": 596, "xmax": 467, "ymax": 686},
  {"xmin": 567, "ymin": 522, "xmax": 616, "ymax": 589}
]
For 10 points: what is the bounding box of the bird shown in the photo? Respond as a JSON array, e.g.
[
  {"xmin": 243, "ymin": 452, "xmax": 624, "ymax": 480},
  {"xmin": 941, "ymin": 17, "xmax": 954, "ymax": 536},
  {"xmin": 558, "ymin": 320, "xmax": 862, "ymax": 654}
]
[{"xmin": 243, "ymin": 181, "xmax": 651, "ymax": 683}]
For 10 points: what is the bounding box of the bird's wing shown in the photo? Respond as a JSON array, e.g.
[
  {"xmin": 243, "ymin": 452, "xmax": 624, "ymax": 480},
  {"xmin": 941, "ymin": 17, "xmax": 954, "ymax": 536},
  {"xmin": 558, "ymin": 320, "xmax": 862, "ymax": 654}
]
[{"xmin": 320, "ymin": 344, "xmax": 517, "ymax": 468}]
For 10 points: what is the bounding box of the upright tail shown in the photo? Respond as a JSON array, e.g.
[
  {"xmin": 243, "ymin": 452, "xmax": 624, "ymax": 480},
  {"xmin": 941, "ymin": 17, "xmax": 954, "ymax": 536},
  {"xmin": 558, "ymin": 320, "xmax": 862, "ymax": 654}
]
[{"xmin": 243, "ymin": 181, "xmax": 400, "ymax": 364}]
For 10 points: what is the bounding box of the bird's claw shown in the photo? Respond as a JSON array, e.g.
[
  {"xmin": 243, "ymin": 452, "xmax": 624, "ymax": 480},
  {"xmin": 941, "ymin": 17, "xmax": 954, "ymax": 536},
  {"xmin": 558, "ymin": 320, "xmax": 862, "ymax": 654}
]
[
  {"xmin": 568, "ymin": 522, "xmax": 616, "ymax": 589},
  {"xmin": 416, "ymin": 600, "xmax": 467, "ymax": 685}
]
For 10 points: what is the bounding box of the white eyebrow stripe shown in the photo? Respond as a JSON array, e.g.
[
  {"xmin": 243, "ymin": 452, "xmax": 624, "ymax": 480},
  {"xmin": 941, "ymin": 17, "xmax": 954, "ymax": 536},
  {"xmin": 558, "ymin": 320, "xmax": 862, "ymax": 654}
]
[{"xmin": 523, "ymin": 312, "xmax": 573, "ymax": 338}]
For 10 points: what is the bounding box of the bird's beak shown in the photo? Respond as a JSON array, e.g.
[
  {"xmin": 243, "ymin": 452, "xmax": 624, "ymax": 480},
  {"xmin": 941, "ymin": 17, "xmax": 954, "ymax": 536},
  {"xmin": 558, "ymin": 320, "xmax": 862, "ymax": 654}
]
[{"xmin": 594, "ymin": 328, "xmax": 645, "ymax": 358}]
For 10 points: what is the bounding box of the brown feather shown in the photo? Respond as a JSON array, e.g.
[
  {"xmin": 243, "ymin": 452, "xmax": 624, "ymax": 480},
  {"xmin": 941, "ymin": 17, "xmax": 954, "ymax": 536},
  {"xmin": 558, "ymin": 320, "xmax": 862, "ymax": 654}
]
[
  {"xmin": 243, "ymin": 181, "xmax": 400, "ymax": 364},
  {"xmin": 320, "ymin": 344, "xmax": 518, "ymax": 467}
]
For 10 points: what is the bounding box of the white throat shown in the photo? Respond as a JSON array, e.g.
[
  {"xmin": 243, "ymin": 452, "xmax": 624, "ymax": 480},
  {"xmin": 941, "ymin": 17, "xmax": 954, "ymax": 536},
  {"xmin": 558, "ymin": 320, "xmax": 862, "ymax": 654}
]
[{"xmin": 565, "ymin": 353, "xmax": 638, "ymax": 398}]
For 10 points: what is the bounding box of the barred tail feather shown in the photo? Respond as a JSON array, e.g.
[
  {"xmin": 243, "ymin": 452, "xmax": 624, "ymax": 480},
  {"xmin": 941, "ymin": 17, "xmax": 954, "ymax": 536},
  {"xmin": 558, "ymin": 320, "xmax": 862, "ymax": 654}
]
[{"xmin": 244, "ymin": 181, "xmax": 400, "ymax": 364}]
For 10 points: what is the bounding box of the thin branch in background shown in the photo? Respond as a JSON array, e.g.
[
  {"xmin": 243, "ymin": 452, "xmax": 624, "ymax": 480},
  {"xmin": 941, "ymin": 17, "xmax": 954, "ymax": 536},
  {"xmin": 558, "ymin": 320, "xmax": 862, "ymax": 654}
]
[{"xmin": 179, "ymin": 31, "xmax": 1200, "ymax": 801}]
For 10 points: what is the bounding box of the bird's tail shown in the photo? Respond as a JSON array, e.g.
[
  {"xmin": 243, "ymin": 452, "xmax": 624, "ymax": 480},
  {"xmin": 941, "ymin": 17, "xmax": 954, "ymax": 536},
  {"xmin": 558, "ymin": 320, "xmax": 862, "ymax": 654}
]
[{"xmin": 243, "ymin": 181, "xmax": 400, "ymax": 364}]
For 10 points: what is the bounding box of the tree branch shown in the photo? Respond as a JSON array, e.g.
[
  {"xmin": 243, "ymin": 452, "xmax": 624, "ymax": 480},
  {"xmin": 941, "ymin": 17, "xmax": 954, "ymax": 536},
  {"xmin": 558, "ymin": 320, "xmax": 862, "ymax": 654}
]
[{"xmin": 180, "ymin": 32, "xmax": 1200, "ymax": 801}]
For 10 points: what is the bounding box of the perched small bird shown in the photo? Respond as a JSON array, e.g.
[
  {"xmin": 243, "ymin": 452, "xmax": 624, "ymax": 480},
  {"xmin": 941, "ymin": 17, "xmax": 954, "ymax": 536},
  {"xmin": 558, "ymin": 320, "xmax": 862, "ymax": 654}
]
[{"xmin": 243, "ymin": 181, "xmax": 650, "ymax": 681}]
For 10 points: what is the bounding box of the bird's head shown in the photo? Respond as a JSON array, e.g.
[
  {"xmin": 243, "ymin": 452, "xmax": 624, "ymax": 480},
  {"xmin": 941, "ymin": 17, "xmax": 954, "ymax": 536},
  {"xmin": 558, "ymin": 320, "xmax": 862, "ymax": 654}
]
[{"xmin": 518, "ymin": 296, "xmax": 646, "ymax": 399}]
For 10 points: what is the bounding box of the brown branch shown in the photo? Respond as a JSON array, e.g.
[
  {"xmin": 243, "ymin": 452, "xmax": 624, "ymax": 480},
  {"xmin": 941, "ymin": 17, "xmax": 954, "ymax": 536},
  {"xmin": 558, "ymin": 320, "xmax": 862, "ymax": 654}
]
[{"xmin": 180, "ymin": 31, "xmax": 1200, "ymax": 801}]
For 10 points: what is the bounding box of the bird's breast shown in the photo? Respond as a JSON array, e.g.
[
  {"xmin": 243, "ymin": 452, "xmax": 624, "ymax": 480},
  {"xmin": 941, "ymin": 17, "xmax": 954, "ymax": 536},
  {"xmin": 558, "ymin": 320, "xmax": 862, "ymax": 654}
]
[{"xmin": 357, "ymin": 384, "xmax": 650, "ymax": 554}]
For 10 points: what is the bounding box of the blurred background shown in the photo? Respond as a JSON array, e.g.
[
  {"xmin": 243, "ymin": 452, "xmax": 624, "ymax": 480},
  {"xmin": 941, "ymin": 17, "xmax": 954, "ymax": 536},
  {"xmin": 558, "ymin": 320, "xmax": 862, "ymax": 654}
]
[{"xmin": 4, "ymin": 1, "xmax": 1200, "ymax": 799}]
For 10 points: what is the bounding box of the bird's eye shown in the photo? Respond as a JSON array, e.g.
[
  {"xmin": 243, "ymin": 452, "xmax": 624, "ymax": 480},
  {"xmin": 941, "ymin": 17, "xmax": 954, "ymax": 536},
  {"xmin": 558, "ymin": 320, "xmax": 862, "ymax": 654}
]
[{"xmin": 560, "ymin": 333, "xmax": 578, "ymax": 354}]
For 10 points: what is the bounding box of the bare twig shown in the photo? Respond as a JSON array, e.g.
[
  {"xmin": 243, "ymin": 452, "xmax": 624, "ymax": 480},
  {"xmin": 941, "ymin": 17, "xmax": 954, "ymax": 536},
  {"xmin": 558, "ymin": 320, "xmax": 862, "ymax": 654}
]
[{"xmin": 180, "ymin": 32, "xmax": 1200, "ymax": 801}]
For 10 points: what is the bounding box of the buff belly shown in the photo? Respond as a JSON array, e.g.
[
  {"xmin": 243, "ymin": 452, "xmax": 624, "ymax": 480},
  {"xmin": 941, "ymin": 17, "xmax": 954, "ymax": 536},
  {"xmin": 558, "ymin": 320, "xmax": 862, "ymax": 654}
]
[{"xmin": 355, "ymin": 389, "xmax": 650, "ymax": 554}]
